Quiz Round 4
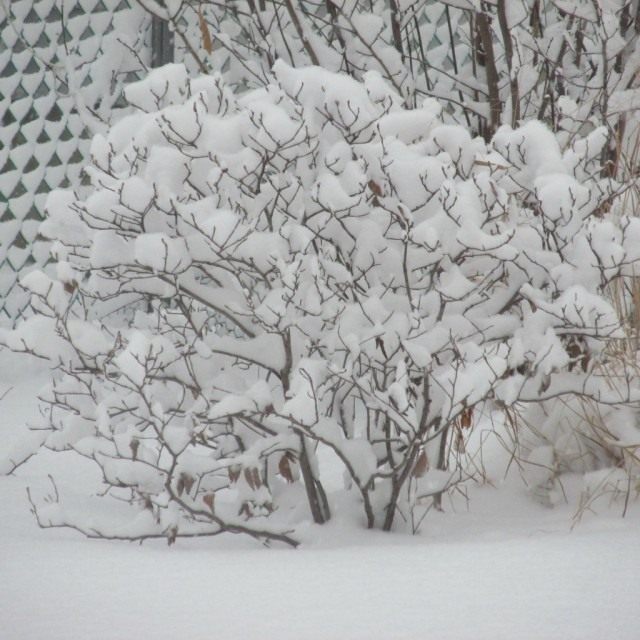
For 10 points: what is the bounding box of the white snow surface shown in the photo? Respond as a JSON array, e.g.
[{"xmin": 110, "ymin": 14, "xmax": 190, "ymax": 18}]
[{"xmin": 1, "ymin": 353, "xmax": 638, "ymax": 640}]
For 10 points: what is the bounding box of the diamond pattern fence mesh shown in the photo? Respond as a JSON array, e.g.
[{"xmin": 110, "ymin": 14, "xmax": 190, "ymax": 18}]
[
  {"xmin": 1, "ymin": 1, "xmax": 459, "ymax": 326},
  {"xmin": 0, "ymin": 0, "xmax": 150, "ymax": 324}
]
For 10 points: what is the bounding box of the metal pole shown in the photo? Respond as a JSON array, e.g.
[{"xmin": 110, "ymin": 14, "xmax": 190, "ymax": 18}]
[{"xmin": 151, "ymin": 15, "xmax": 174, "ymax": 67}]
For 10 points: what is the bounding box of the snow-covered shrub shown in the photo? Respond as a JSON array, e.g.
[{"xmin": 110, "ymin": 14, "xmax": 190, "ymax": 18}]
[
  {"xmin": 150, "ymin": 1, "xmax": 640, "ymax": 151},
  {"xmin": 514, "ymin": 360, "xmax": 640, "ymax": 504},
  {"xmin": 4, "ymin": 63, "xmax": 640, "ymax": 545}
]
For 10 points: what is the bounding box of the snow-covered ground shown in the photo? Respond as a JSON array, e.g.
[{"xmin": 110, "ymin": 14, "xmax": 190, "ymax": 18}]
[{"xmin": 1, "ymin": 353, "xmax": 638, "ymax": 640}]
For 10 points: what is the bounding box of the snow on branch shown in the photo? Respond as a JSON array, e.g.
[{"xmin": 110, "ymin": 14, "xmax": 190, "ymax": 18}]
[{"xmin": 4, "ymin": 60, "xmax": 639, "ymax": 545}]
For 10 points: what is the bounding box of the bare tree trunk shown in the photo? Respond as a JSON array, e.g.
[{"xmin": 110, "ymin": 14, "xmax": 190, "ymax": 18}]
[
  {"xmin": 496, "ymin": 0, "xmax": 520, "ymax": 126},
  {"xmin": 326, "ymin": 0, "xmax": 351, "ymax": 73},
  {"xmin": 476, "ymin": 7, "xmax": 501, "ymax": 140},
  {"xmin": 432, "ymin": 424, "xmax": 450, "ymax": 510},
  {"xmin": 389, "ymin": 0, "xmax": 405, "ymax": 60},
  {"xmin": 284, "ymin": 0, "xmax": 320, "ymax": 65},
  {"xmin": 298, "ymin": 436, "xmax": 331, "ymax": 524},
  {"xmin": 282, "ymin": 329, "xmax": 330, "ymax": 525}
]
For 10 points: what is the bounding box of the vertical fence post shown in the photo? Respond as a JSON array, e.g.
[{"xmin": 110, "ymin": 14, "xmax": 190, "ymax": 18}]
[{"xmin": 151, "ymin": 16, "xmax": 174, "ymax": 67}]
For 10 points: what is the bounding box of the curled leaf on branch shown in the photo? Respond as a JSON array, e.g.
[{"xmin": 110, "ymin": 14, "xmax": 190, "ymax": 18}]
[
  {"xmin": 368, "ymin": 180, "xmax": 384, "ymax": 197},
  {"xmin": 177, "ymin": 472, "xmax": 195, "ymax": 496},
  {"xmin": 460, "ymin": 407, "xmax": 473, "ymax": 430},
  {"xmin": 244, "ymin": 467, "xmax": 262, "ymax": 490},
  {"xmin": 278, "ymin": 452, "xmax": 296, "ymax": 483},
  {"xmin": 412, "ymin": 450, "xmax": 429, "ymax": 478},
  {"xmin": 202, "ymin": 493, "xmax": 215, "ymax": 513},
  {"xmin": 198, "ymin": 6, "xmax": 213, "ymax": 54},
  {"xmin": 228, "ymin": 466, "xmax": 241, "ymax": 484}
]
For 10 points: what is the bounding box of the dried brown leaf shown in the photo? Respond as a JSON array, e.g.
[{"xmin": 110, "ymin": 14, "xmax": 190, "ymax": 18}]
[
  {"xmin": 368, "ymin": 179, "xmax": 383, "ymax": 197},
  {"xmin": 199, "ymin": 7, "xmax": 213, "ymax": 54},
  {"xmin": 244, "ymin": 467, "xmax": 262, "ymax": 490},
  {"xmin": 202, "ymin": 493, "xmax": 215, "ymax": 513},
  {"xmin": 180, "ymin": 472, "xmax": 195, "ymax": 495},
  {"xmin": 460, "ymin": 407, "xmax": 473, "ymax": 429},
  {"xmin": 228, "ymin": 465, "xmax": 241, "ymax": 483},
  {"xmin": 278, "ymin": 453, "xmax": 294, "ymax": 483},
  {"xmin": 63, "ymin": 280, "xmax": 77, "ymax": 294},
  {"xmin": 412, "ymin": 449, "xmax": 428, "ymax": 478}
]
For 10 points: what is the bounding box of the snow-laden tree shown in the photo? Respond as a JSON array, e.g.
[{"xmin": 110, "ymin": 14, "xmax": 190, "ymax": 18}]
[
  {"xmin": 145, "ymin": 1, "xmax": 640, "ymax": 148},
  {"xmin": 3, "ymin": 63, "xmax": 640, "ymax": 545}
]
